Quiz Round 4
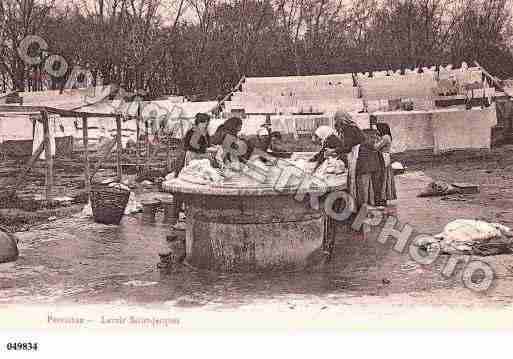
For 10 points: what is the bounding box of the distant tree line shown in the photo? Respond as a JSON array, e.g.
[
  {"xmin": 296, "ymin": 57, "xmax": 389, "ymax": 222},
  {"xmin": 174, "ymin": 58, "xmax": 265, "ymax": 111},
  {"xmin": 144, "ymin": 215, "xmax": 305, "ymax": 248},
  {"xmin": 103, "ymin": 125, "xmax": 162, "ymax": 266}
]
[{"xmin": 1, "ymin": 0, "xmax": 513, "ymax": 100}]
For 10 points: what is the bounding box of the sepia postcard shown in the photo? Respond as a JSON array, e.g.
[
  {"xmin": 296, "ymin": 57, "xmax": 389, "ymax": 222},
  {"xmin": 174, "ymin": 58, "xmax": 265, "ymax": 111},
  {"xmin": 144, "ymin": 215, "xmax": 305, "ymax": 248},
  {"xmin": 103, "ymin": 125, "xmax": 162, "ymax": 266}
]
[{"xmin": 1, "ymin": 0, "xmax": 513, "ymax": 354}]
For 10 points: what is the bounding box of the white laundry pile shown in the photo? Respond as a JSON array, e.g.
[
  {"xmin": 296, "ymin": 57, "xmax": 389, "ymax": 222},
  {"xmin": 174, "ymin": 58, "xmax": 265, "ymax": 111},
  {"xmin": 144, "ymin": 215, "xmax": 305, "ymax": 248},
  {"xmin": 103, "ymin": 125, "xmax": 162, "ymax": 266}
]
[
  {"xmin": 290, "ymin": 158, "xmax": 316, "ymax": 174},
  {"xmin": 287, "ymin": 157, "xmax": 345, "ymax": 178},
  {"xmin": 416, "ymin": 219, "xmax": 513, "ymax": 255},
  {"xmin": 178, "ymin": 159, "xmax": 224, "ymax": 184},
  {"xmin": 314, "ymin": 158, "xmax": 346, "ymax": 177}
]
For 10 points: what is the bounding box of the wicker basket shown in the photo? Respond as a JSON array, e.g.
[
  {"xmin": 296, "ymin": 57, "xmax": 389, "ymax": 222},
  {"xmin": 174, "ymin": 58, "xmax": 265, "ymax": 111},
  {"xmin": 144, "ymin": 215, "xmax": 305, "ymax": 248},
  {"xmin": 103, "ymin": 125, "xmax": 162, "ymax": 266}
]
[{"xmin": 90, "ymin": 185, "xmax": 130, "ymax": 225}]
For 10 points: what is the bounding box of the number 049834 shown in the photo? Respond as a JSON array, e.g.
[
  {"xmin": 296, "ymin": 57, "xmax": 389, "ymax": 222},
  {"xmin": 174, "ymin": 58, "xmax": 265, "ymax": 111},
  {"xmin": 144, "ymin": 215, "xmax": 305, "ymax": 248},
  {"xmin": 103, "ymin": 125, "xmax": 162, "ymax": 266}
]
[{"xmin": 6, "ymin": 342, "xmax": 38, "ymax": 351}]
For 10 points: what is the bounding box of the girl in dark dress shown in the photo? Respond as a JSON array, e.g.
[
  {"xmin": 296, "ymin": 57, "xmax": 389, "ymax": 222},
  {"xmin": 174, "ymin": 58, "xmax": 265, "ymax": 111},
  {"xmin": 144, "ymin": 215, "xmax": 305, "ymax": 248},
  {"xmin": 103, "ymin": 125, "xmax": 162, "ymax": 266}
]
[
  {"xmin": 375, "ymin": 122, "xmax": 397, "ymax": 203},
  {"xmin": 175, "ymin": 112, "xmax": 211, "ymax": 177},
  {"xmin": 172, "ymin": 113, "xmax": 211, "ymax": 229}
]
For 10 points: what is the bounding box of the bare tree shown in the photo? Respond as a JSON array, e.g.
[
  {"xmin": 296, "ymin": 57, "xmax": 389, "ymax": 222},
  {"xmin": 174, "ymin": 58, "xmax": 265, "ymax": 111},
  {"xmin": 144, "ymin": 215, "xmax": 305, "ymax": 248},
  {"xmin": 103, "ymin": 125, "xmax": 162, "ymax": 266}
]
[{"xmin": 0, "ymin": 0, "xmax": 55, "ymax": 91}]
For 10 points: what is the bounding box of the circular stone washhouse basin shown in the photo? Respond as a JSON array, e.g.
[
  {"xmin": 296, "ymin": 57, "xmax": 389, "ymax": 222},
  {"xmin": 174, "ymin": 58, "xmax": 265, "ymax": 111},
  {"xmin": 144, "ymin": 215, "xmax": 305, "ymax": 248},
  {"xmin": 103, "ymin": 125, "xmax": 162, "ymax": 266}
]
[{"xmin": 162, "ymin": 154, "xmax": 347, "ymax": 272}]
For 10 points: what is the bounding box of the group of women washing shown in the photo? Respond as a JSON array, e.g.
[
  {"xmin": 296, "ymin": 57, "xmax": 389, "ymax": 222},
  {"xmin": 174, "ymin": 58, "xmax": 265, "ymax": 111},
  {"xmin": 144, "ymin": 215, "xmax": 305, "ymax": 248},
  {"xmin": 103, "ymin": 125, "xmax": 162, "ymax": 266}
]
[
  {"xmin": 311, "ymin": 111, "xmax": 397, "ymax": 210},
  {"xmin": 178, "ymin": 113, "xmax": 279, "ymax": 173},
  {"xmin": 173, "ymin": 110, "xmax": 397, "ymax": 259},
  {"xmin": 177, "ymin": 110, "xmax": 397, "ymax": 215}
]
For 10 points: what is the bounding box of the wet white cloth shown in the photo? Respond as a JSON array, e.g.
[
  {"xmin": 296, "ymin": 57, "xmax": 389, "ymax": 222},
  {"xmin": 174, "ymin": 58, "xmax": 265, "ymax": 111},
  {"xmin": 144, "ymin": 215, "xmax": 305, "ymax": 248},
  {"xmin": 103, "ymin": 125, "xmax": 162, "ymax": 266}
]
[
  {"xmin": 184, "ymin": 150, "xmax": 210, "ymax": 168},
  {"xmin": 417, "ymin": 219, "xmax": 513, "ymax": 254},
  {"xmin": 347, "ymin": 144, "xmax": 360, "ymax": 200},
  {"xmin": 178, "ymin": 159, "xmax": 224, "ymax": 184},
  {"xmin": 315, "ymin": 157, "xmax": 346, "ymax": 176},
  {"xmin": 439, "ymin": 220, "xmax": 511, "ymax": 242},
  {"xmin": 290, "ymin": 159, "xmax": 317, "ymax": 174},
  {"xmin": 165, "ymin": 172, "xmax": 176, "ymax": 181}
]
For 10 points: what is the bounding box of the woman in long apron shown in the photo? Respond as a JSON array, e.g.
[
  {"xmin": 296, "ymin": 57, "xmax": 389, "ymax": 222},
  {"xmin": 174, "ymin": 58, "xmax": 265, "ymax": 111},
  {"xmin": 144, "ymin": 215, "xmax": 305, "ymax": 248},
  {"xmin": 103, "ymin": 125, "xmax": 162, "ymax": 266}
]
[{"xmin": 333, "ymin": 111, "xmax": 385, "ymax": 209}]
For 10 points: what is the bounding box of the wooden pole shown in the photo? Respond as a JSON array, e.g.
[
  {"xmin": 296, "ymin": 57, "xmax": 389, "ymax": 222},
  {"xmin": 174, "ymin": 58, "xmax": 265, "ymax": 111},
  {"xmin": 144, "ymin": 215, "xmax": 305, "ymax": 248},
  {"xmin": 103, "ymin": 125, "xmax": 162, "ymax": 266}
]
[
  {"xmin": 14, "ymin": 141, "xmax": 45, "ymax": 190},
  {"xmin": 116, "ymin": 115, "xmax": 123, "ymax": 182},
  {"xmin": 41, "ymin": 111, "xmax": 53, "ymax": 201},
  {"xmin": 82, "ymin": 116, "xmax": 90, "ymax": 198},
  {"xmin": 166, "ymin": 141, "xmax": 172, "ymax": 172},
  {"xmin": 145, "ymin": 118, "xmax": 150, "ymax": 173},
  {"xmin": 136, "ymin": 116, "xmax": 140, "ymax": 163}
]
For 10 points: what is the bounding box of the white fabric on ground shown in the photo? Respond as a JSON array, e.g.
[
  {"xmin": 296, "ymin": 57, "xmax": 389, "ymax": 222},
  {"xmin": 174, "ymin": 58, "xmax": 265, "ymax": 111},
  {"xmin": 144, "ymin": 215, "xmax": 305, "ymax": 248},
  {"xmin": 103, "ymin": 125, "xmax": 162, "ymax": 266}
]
[
  {"xmin": 315, "ymin": 158, "xmax": 346, "ymax": 176},
  {"xmin": 417, "ymin": 219, "xmax": 513, "ymax": 254}
]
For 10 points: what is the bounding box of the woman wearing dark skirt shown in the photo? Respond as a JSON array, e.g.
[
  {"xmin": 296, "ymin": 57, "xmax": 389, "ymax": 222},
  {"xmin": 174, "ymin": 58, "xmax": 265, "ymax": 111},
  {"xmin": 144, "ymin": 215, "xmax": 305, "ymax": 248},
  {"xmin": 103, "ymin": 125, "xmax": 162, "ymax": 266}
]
[
  {"xmin": 375, "ymin": 122, "xmax": 397, "ymax": 203},
  {"xmin": 333, "ymin": 111, "xmax": 385, "ymax": 209},
  {"xmin": 176, "ymin": 112, "xmax": 211, "ymax": 176},
  {"xmin": 172, "ymin": 113, "xmax": 211, "ymax": 229}
]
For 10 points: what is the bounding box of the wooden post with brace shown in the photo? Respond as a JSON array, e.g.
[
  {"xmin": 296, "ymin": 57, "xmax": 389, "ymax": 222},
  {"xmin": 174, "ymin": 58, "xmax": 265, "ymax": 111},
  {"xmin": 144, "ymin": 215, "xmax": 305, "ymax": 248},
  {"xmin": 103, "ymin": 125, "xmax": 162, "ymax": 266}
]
[
  {"xmin": 82, "ymin": 115, "xmax": 91, "ymax": 198},
  {"xmin": 116, "ymin": 114, "xmax": 123, "ymax": 182},
  {"xmin": 145, "ymin": 117, "xmax": 150, "ymax": 173},
  {"xmin": 41, "ymin": 110, "xmax": 53, "ymax": 201}
]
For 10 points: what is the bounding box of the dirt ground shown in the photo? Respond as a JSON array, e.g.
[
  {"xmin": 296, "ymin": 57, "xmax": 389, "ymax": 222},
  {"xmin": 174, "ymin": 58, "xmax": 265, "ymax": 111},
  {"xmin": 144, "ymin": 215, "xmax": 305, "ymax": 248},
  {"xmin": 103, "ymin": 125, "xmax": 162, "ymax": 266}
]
[
  {"xmin": 1, "ymin": 144, "xmax": 513, "ymax": 328},
  {"xmin": 0, "ymin": 146, "xmax": 175, "ymax": 231}
]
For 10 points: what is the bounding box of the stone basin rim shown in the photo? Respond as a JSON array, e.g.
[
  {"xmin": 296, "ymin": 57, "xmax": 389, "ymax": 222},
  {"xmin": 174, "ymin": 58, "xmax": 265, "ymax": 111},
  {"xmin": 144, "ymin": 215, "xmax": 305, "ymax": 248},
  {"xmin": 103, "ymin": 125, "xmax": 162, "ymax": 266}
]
[{"xmin": 162, "ymin": 178, "xmax": 346, "ymax": 196}]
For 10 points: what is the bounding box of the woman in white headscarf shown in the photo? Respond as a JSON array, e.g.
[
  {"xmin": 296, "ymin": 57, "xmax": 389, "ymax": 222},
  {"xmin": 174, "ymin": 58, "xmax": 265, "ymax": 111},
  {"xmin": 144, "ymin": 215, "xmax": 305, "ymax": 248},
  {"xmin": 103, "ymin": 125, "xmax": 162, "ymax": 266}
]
[
  {"xmin": 313, "ymin": 125, "xmax": 336, "ymax": 143},
  {"xmin": 309, "ymin": 125, "xmax": 340, "ymax": 166}
]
